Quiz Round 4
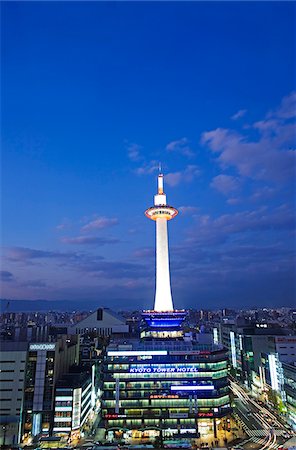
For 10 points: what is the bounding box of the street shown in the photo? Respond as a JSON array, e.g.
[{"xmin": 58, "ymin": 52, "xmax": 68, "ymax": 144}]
[{"xmin": 231, "ymin": 379, "xmax": 293, "ymax": 449}]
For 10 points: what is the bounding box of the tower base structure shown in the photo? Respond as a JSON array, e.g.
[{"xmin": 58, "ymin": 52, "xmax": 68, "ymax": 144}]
[{"xmin": 102, "ymin": 309, "xmax": 232, "ymax": 444}]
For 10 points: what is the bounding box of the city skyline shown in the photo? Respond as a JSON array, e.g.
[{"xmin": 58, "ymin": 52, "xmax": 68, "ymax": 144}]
[{"xmin": 1, "ymin": 2, "xmax": 295, "ymax": 309}]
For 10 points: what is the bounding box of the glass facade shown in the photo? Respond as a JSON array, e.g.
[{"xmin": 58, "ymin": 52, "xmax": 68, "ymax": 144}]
[{"xmin": 102, "ymin": 318, "xmax": 231, "ymax": 438}]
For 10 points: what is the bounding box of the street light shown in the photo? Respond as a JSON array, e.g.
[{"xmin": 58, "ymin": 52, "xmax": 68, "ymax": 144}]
[{"xmin": 2, "ymin": 425, "xmax": 7, "ymax": 447}]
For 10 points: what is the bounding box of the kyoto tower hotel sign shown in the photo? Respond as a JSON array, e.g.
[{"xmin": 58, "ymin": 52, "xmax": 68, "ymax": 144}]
[{"xmin": 145, "ymin": 172, "xmax": 178, "ymax": 311}]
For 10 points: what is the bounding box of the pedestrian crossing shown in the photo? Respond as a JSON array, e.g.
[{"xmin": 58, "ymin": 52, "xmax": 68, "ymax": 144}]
[{"xmin": 246, "ymin": 428, "xmax": 286, "ymax": 437}]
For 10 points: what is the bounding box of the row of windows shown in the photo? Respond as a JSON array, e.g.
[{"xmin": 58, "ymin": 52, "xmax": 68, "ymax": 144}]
[
  {"xmin": 54, "ymin": 421, "xmax": 72, "ymax": 428},
  {"xmin": 112, "ymin": 370, "xmax": 228, "ymax": 380},
  {"xmin": 108, "ymin": 361, "xmax": 227, "ymax": 372},
  {"xmin": 103, "ymin": 395, "xmax": 229, "ymax": 409}
]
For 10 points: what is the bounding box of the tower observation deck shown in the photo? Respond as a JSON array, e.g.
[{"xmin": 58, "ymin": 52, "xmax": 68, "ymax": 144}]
[{"xmin": 145, "ymin": 173, "xmax": 178, "ymax": 312}]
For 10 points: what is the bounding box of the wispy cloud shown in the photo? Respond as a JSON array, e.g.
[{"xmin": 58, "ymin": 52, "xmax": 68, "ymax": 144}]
[
  {"xmin": 56, "ymin": 219, "xmax": 71, "ymax": 231},
  {"xmin": 61, "ymin": 236, "xmax": 119, "ymax": 245},
  {"xmin": 166, "ymin": 138, "xmax": 194, "ymax": 157},
  {"xmin": 210, "ymin": 174, "xmax": 240, "ymax": 195},
  {"xmin": 201, "ymin": 92, "xmax": 296, "ymax": 183},
  {"xmin": 127, "ymin": 142, "xmax": 142, "ymax": 161},
  {"xmin": 21, "ymin": 279, "xmax": 47, "ymax": 288},
  {"xmin": 81, "ymin": 216, "xmax": 118, "ymax": 232},
  {"xmin": 3, "ymin": 246, "xmax": 95, "ymax": 267},
  {"xmin": 268, "ymin": 91, "xmax": 296, "ymax": 120},
  {"xmin": 178, "ymin": 206, "xmax": 199, "ymax": 215},
  {"xmin": 166, "ymin": 165, "xmax": 200, "ymax": 187},
  {"xmin": 0, "ymin": 270, "xmax": 15, "ymax": 282},
  {"xmin": 231, "ymin": 109, "xmax": 247, "ymax": 120},
  {"xmin": 227, "ymin": 198, "xmax": 241, "ymax": 205},
  {"xmin": 134, "ymin": 160, "xmax": 159, "ymax": 175},
  {"xmin": 6, "ymin": 247, "xmax": 67, "ymax": 262}
]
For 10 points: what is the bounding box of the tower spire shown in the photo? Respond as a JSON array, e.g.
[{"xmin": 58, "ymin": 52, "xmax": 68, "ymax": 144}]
[{"xmin": 145, "ymin": 172, "xmax": 178, "ymax": 311}]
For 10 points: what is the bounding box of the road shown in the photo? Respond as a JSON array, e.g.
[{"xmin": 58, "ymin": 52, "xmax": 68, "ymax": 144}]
[{"xmin": 230, "ymin": 378, "xmax": 293, "ymax": 449}]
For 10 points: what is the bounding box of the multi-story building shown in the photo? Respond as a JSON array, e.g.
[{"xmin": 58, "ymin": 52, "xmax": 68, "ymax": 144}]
[
  {"xmin": 102, "ymin": 331, "xmax": 231, "ymax": 442},
  {"xmin": 53, "ymin": 367, "xmax": 96, "ymax": 441},
  {"xmin": 220, "ymin": 321, "xmax": 295, "ymax": 384},
  {"xmin": 68, "ymin": 308, "xmax": 129, "ymax": 337},
  {"xmin": 0, "ymin": 341, "xmax": 27, "ymax": 446},
  {"xmin": 21, "ymin": 335, "xmax": 79, "ymax": 442},
  {"xmin": 283, "ymin": 362, "xmax": 296, "ymax": 430}
]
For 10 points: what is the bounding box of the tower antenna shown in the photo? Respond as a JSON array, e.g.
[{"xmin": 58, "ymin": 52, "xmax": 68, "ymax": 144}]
[{"xmin": 159, "ymin": 162, "xmax": 162, "ymax": 174}]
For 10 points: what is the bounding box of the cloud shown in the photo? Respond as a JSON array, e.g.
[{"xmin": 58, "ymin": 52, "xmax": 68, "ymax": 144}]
[
  {"xmin": 231, "ymin": 109, "xmax": 247, "ymax": 120},
  {"xmin": 166, "ymin": 138, "xmax": 194, "ymax": 157},
  {"xmin": 61, "ymin": 236, "xmax": 119, "ymax": 245},
  {"xmin": 21, "ymin": 279, "xmax": 47, "ymax": 288},
  {"xmin": 0, "ymin": 270, "xmax": 14, "ymax": 282},
  {"xmin": 251, "ymin": 186, "xmax": 276, "ymax": 202},
  {"xmin": 201, "ymin": 93, "xmax": 296, "ymax": 183},
  {"xmin": 268, "ymin": 91, "xmax": 296, "ymax": 120},
  {"xmin": 210, "ymin": 174, "xmax": 240, "ymax": 195},
  {"xmin": 166, "ymin": 165, "xmax": 200, "ymax": 187},
  {"xmin": 56, "ymin": 219, "xmax": 71, "ymax": 231},
  {"xmin": 6, "ymin": 247, "xmax": 66, "ymax": 262},
  {"xmin": 127, "ymin": 143, "xmax": 142, "ymax": 161},
  {"xmin": 227, "ymin": 198, "xmax": 241, "ymax": 205},
  {"xmin": 186, "ymin": 204, "xmax": 295, "ymax": 248},
  {"xmin": 135, "ymin": 160, "xmax": 159, "ymax": 175},
  {"xmin": 79, "ymin": 260, "xmax": 151, "ymax": 280},
  {"xmin": 133, "ymin": 247, "xmax": 154, "ymax": 258},
  {"xmin": 81, "ymin": 216, "xmax": 118, "ymax": 232},
  {"xmin": 178, "ymin": 206, "xmax": 199, "ymax": 215},
  {"xmin": 3, "ymin": 246, "xmax": 98, "ymax": 268}
]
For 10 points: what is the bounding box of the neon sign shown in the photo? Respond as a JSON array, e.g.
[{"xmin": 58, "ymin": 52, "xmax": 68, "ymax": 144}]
[
  {"xmin": 198, "ymin": 412, "xmax": 213, "ymax": 417},
  {"xmin": 130, "ymin": 364, "xmax": 199, "ymax": 373}
]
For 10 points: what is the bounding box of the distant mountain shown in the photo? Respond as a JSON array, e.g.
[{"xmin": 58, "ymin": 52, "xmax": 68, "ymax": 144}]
[
  {"xmin": 0, "ymin": 298, "xmax": 106, "ymax": 312},
  {"xmin": 0, "ymin": 297, "xmax": 148, "ymax": 312}
]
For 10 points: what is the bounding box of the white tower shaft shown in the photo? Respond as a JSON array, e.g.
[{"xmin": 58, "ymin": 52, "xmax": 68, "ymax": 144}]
[
  {"xmin": 155, "ymin": 218, "xmax": 173, "ymax": 311},
  {"xmin": 145, "ymin": 173, "xmax": 178, "ymax": 312}
]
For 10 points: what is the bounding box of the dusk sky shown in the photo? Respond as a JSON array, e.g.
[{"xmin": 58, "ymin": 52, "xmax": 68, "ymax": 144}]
[{"xmin": 1, "ymin": 1, "xmax": 295, "ymax": 310}]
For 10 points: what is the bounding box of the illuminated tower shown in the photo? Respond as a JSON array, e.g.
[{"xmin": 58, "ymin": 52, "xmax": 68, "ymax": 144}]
[{"xmin": 145, "ymin": 173, "xmax": 178, "ymax": 311}]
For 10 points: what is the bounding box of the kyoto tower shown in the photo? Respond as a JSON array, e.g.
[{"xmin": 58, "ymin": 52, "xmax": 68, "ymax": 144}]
[{"xmin": 145, "ymin": 172, "xmax": 178, "ymax": 311}]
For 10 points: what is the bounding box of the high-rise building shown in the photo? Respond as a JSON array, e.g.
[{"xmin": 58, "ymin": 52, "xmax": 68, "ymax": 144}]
[
  {"xmin": 21, "ymin": 335, "xmax": 79, "ymax": 443},
  {"xmin": 101, "ymin": 173, "xmax": 231, "ymax": 444}
]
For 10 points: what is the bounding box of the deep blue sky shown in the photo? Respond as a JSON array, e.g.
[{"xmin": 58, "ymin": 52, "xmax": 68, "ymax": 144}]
[{"xmin": 1, "ymin": 1, "xmax": 295, "ymax": 309}]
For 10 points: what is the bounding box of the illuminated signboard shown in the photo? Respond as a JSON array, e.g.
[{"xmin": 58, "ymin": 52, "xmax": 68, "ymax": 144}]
[
  {"xmin": 108, "ymin": 350, "xmax": 167, "ymax": 356},
  {"xmin": 129, "ymin": 364, "xmax": 199, "ymax": 373},
  {"xmin": 105, "ymin": 414, "xmax": 126, "ymax": 419},
  {"xmin": 72, "ymin": 388, "xmax": 82, "ymax": 429},
  {"xmin": 213, "ymin": 328, "xmax": 219, "ymax": 345},
  {"xmin": 29, "ymin": 343, "xmax": 56, "ymax": 351},
  {"xmin": 171, "ymin": 385, "xmax": 214, "ymax": 391},
  {"xmin": 230, "ymin": 331, "xmax": 237, "ymax": 369},
  {"xmin": 169, "ymin": 413, "xmax": 188, "ymax": 418},
  {"xmin": 198, "ymin": 412, "xmax": 213, "ymax": 417},
  {"xmin": 268, "ymin": 354, "xmax": 279, "ymax": 391}
]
